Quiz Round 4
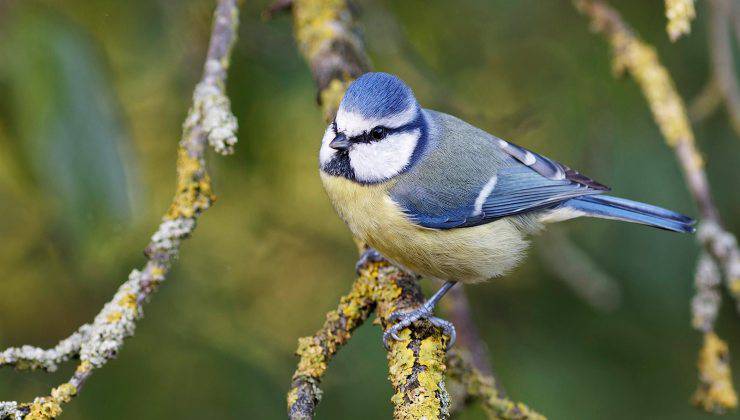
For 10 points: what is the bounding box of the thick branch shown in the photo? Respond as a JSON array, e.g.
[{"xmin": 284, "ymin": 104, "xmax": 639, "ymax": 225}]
[
  {"xmin": 575, "ymin": 0, "xmax": 739, "ymax": 413},
  {"xmin": 0, "ymin": 1, "xmax": 240, "ymax": 418}
]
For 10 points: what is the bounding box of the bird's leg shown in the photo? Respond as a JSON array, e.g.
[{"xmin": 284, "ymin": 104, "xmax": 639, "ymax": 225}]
[
  {"xmin": 355, "ymin": 247, "xmax": 385, "ymax": 274},
  {"xmin": 383, "ymin": 281, "xmax": 458, "ymax": 350}
]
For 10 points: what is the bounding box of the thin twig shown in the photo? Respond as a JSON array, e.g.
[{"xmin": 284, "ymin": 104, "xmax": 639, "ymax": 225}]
[
  {"xmin": 0, "ymin": 1, "xmax": 240, "ymax": 418},
  {"xmin": 442, "ymin": 286, "xmax": 495, "ymax": 378},
  {"xmin": 537, "ymin": 230, "xmax": 622, "ymax": 313},
  {"xmin": 575, "ymin": 0, "xmax": 739, "ymax": 413},
  {"xmin": 689, "ymin": 77, "xmax": 722, "ymax": 123},
  {"xmin": 446, "ymin": 352, "xmax": 545, "ymax": 420}
]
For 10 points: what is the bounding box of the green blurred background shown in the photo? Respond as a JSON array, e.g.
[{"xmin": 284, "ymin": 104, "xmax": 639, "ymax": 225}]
[{"xmin": 0, "ymin": 0, "xmax": 738, "ymax": 418}]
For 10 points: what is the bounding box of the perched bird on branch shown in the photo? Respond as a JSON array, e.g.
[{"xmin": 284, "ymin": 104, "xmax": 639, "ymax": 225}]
[{"xmin": 319, "ymin": 72, "xmax": 695, "ymax": 349}]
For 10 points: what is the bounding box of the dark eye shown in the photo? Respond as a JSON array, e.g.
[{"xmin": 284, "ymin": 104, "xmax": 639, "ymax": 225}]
[{"xmin": 370, "ymin": 126, "xmax": 386, "ymax": 140}]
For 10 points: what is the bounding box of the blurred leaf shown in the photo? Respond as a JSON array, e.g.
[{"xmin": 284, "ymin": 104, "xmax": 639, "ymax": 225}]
[{"xmin": 0, "ymin": 8, "xmax": 135, "ymax": 241}]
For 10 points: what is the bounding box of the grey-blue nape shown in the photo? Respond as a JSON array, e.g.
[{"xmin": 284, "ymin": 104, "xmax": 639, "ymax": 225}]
[{"xmin": 340, "ymin": 72, "xmax": 417, "ymax": 118}]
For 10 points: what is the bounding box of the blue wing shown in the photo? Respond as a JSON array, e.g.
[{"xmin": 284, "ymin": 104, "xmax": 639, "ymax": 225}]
[{"xmin": 390, "ymin": 131, "xmax": 609, "ymax": 229}]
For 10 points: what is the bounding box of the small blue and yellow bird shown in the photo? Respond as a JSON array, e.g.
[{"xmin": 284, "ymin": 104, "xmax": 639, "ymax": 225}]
[{"xmin": 319, "ymin": 72, "xmax": 695, "ymax": 349}]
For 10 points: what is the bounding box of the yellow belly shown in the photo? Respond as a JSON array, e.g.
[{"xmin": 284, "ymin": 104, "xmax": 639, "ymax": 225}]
[{"xmin": 321, "ymin": 173, "xmax": 531, "ymax": 283}]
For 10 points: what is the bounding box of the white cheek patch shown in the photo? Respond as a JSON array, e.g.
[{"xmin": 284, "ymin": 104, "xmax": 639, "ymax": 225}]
[
  {"xmin": 349, "ymin": 129, "xmax": 420, "ymax": 183},
  {"xmin": 319, "ymin": 123, "xmax": 336, "ymax": 167},
  {"xmin": 336, "ymin": 106, "xmax": 418, "ymax": 137}
]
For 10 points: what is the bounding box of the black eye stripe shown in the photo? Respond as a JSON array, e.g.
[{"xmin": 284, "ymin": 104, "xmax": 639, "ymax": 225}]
[{"xmin": 346, "ymin": 123, "xmax": 420, "ymax": 143}]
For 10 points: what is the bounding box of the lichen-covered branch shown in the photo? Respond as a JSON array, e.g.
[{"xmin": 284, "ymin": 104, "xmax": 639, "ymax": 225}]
[
  {"xmin": 288, "ymin": 261, "xmax": 451, "ymax": 420},
  {"xmin": 290, "ymin": 0, "xmax": 370, "ymax": 120},
  {"xmin": 575, "ymin": 0, "xmax": 739, "ymax": 413},
  {"xmin": 665, "ymin": 0, "xmax": 696, "ymax": 41},
  {"xmin": 288, "ymin": 266, "xmax": 379, "ymax": 419},
  {"xmin": 446, "ymin": 352, "xmax": 544, "ymax": 420},
  {"xmin": 0, "ymin": 326, "xmax": 91, "ymax": 373},
  {"xmin": 0, "ymin": 1, "xmax": 240, "ymax": 418}
]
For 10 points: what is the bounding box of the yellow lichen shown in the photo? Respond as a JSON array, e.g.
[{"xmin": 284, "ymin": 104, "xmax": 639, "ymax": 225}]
[
  {"xmin": 387, "ymin": 330, "xmax": 415, "ymax": 389},
  {"xmin": 118, "ymin": 292, "xmax": 138, "ymax": 311},
  {"xmin": 50, "ymin": 383, "xmax": 77, "ymax": 403},
  {"xmin": 166, "ymin": 148, "xmax": 215, "ymax": 220},
  {"xmin": 665, "ymin": 0, "xmax": 695, "ymax": 42},
  {"xmin": 729, "ymin": 278, "xmax": 740, "ymax": 296},
  {"xmin": 25, "ymin": 400, "xmax": 63, "ymax": 420},
  {"xmin": 319, "ymin": 79, "xmax": 351, "ymax": 121},
  {"xmin": 417, "ymin": 337, "xmax": 446, "ymax": 393},
  {"xmin": 294, "ymin": 336, "xmax": 327, "ymax": 379},
  {"xmin": 150, "ymin": 265, "xmax": 166, "ymax": 279},
  {"xmin": 293, "ymin": 0, "xmax": 349, "ymax": 61},
  {"xmin": 106, "ymin": 311, "xmax": 122, "ymax": 323},
  {"xmin": 692, "ymin": 332, "xmax": 738, "ymax": 413},
  {"xmin": 286, "ymin": 387, "xmax": 300, "ymax": 409},
  {"xmin": 75, "ymin": 360, "xmax": 92, "ymax": 375}
]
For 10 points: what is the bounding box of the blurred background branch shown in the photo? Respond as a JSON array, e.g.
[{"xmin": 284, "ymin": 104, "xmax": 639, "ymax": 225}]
[
  {"xmin": 536, "ymin": 230, "xmax": 622, "ymax": 313},
  {"xmin": 707, "ymin": 0, "xmax": 740, "ymax": 137},
  {"xmin": 0, "ymin": 0, "xmax": 240, "ymax": 418},
  {"xmin": 575, "ymin": 0, "xmax": 739, "ymax": 413},
  {"xmin": 688, "ymin": 0, "xmax": 740, "ymax": 137}
]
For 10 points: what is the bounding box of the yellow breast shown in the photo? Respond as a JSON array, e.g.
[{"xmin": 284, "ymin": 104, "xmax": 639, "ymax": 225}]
[{"xmin": 320, "ymin": 173, "xmax": 530, "ymax": 283}]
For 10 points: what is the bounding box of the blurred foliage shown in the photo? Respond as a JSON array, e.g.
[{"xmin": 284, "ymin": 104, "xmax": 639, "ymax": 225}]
[{"xmin": 0, "ymin": 0, "xmax": 738, "ymax": 419}]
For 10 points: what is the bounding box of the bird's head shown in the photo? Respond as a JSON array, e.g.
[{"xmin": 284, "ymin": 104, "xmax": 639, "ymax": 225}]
[{"xmin": 320, "ymin": 72, "xmax": 428, "ymax": 184}]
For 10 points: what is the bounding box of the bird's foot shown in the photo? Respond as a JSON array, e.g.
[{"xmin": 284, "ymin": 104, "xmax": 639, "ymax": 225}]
[
  {"xmin": 383, "ymin": 304, "xmax": 456, "ymax": 351},
  {"xmin": 355, "ymin": 248, "xmax": 385, "ymax": 274}
]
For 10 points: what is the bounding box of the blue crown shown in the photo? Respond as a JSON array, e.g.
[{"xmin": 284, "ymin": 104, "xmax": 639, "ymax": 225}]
[{"xmin": 340, "ymin": 72, "xmax": 417, "ymax": 118}]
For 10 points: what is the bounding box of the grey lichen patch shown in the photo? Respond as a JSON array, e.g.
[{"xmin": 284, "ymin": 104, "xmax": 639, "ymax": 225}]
[
  {"xmin": 192, "ymin": 81, "xmax": 238, "ymax": 155},
  {"xmin": 699, "ymin": 221, "xmax": 740, "ymax": 308},
  {"xmin": 692, "ymin": 253, "xmax": 722, "ymax": 332},
  {"xmin": 0, "ymin": 401, "xmax": 26, "ymax": 420},
  {"xmin": 148, "ymin": 218, "xmax": 196, "ymax": 259},
  {"xmin": 78, "ymin": 270, "xmax": 144, "ymax": 368},
  {"xmin": 0, "ymin": 326, "xmax": 92, "ymax": 372}
]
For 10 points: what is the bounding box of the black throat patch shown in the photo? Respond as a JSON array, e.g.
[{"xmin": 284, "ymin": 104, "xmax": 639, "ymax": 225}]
[{"xmin": 321, "ymin": 151, "xmax": 357, "ymax": 182}]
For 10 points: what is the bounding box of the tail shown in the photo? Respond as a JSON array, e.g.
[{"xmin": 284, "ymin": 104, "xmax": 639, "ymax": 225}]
[{"xmin": 563, "ymin": 195, "xmax": 696, "ymax": 233}]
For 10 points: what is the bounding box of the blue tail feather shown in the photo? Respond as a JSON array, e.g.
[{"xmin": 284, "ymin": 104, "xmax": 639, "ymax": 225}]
[{"xmin": 564, "ymin": 195, "xmax": 696, "ymax": 233}]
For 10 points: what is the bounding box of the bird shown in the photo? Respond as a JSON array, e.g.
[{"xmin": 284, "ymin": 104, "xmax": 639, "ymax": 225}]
[{"xmin": 318, "ymin": 72, "xmax": 695, "ymax": 350}]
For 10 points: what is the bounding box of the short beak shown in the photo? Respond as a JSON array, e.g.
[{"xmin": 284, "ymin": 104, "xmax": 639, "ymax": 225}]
[{"xmin": 330, "ymin": 133, "xmax": 351, "ymax": 151}]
